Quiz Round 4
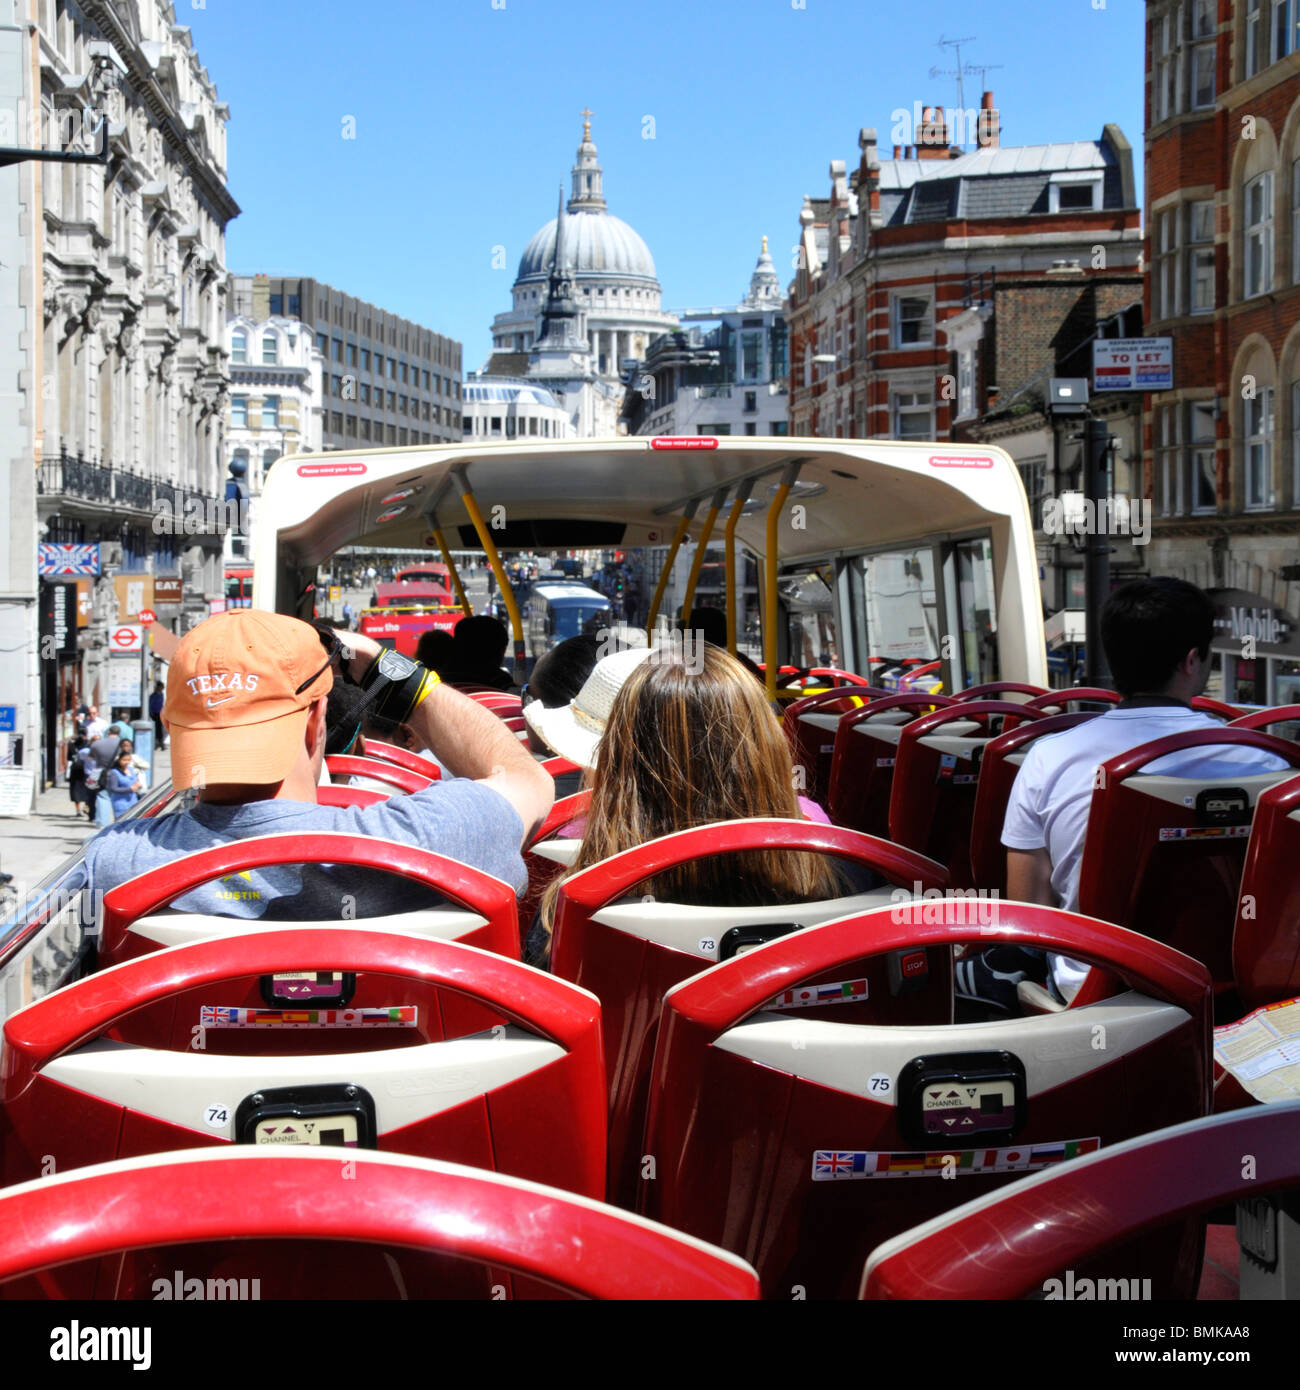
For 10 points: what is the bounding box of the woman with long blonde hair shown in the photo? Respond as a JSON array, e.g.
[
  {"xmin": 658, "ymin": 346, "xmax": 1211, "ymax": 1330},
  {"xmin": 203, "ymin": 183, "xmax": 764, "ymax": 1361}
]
[{"xmin": 533, "ymin": 643, "xmax": 844, "ymax": 955}]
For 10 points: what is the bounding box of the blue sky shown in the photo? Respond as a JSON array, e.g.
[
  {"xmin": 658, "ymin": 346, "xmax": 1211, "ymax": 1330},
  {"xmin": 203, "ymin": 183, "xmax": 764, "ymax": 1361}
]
[{"xmin": 183, "ymin": 0, "xmax": 1145, "ymax": 371}]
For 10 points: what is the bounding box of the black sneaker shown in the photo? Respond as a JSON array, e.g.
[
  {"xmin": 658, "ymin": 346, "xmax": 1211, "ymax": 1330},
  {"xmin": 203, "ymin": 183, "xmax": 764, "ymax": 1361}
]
[{"xmin": 954, "ymin": 950, "xmax": 1027, "ymax": 1013}]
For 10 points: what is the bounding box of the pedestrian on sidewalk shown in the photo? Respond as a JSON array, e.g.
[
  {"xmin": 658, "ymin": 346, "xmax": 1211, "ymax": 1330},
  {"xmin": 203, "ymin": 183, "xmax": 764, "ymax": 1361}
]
[
  {"xmin": 105, "ymin": 748, "xmax": 144, "ymax": 819},
  {"xmin": 148, "ymin": 682, "xmax": 166, "ymax": 749},
  {"xmin": 68, "ymin": 734, "xmax": 94, "ymax": 819},
  {"xmin": 89, "ymin": 727, "xmax": 122, "ymax": 828}
]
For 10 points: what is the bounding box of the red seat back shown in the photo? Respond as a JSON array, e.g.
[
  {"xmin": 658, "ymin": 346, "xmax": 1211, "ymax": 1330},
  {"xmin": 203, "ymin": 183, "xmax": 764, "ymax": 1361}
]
[
  {"xmin": 826, "ymin": 693, "xmax": 953, "ymax": 836},
  {"xmin": 324, "ymin": 754, "xmax": 434, "ymax": 794},
  {"xmin": 317, "ymin": 784, "xmax": 389, "ymax": 809},
  {"xmin": 1191, "ymin": 696, "xmax": 1244, "ymax": 719},
  {"xmin": 540, "ymin": 755, "xmax": 582, "ymax": 780},
  {"xmin": 1230, "ymin": 704, "xmax": 1300, "ymax": 738},
  {"xmin": 954, "ymin": 682, "xmax": 1048, "ymax": 702},
  {"xmin": 781, "ymin": 687, "xmax": 884, "ymax": 807},
  {"xmin": 98, "ymin": 832, "xmax": 521, "ymax": 966},
  {"xmin": 969, "ymin": 712, "xmax": 1104, "ymax": 894},
  {"xmin": 1078, "ymin": 728, "xmax": 1300, "ymax": 994},
  {"xmin": 361, "ymin": 740, "xmax": 444, "ymax": 778},
  {"xmin": 551, "ymin": 820, "xmax": 949, "ymax": 1206},
  {"xmin": 1, "ymin": 931, "xmax": 606, "ymax": 1198},
  {"xmin": 861, "ymin": 1103, "xmax": 1300, "ymax": 1300},
  {"xmin": 0, "ymin": 1149, "xmax": 760, "ymax": 1300},
  {"xmin": 520, "ymin": 790, "xmax": 592, "ymax": 949},
  {"xmin": 889, "ymin": 701, "xmax": 1043, "ymax": 886},
  {"xmin": 644, "ymin": 901, "xmax": 1212, "ymax": 1298},
  {"xmin": 1234, "ymin": 773, "xmax": 1300, "ymax": 1008},
  {"xmin": 809, "ymin": 668, "xmax": 874, "ymax": 687},
  {"xmin": 1025, "ymin": 687, "xmax": 1122, "ymax": 713}
]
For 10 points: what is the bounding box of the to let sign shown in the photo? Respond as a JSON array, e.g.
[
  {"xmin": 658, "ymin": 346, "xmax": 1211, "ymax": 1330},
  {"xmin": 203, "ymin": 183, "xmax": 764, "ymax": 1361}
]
[{"xmin": 1093, "ymin": 338, "xmax": 1173, "ymax": 392}]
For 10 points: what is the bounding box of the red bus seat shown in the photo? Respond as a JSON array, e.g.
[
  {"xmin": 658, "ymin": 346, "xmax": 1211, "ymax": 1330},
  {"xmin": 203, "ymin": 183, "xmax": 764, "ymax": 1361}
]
[
  {"xmin": 1078, "ymin": 728, "xmax": 1300, "ymax": 997},
  {"xmin": 643, "ymin": 900, "xmax": 1212, "ymax": 1299},
  {"xmin": 1025, "ymin": 686, "xmax": 1122, "ymax": 714},
  {"xmin": 324, "ymin": 754, "xmax": 435, "ymax": 794},
  {"xmin": 317, "ymin": 784, "xmax": 389, "ymax": 809},
  {"xmin": 969, "ymin": 712, "xmax": 1104, "ymax": 895},
  {"xmin": 1233, "ymin": 773, "xmax": 1300, "ymax": 1009},
  {"xmin": 1191, "ymin": 696, "xmax": 1244, "ymax": 719},
  {"xmin": 540, "ymin": 755, "xmax": 582, "ymax": 780},
  {"xmin": 519, "ymin": 790, "xmax": 591, "ymax": 949},
  {"xmin": 0, "ymin": 1149, "xmax": 760, "ymax": 1300},
  {"xmin": 953, "ymin": 682, "xmax": 1048, "ymax": 702},
  {"xmin": 361, "ymin": 739, "xmax": 445, "ymax": 778},
  {"xmin": 1231, "ymin": 704, "xmax": 1300, "ymax": 740},
  {"xmin": 551, "ymin": 819, "xmax": 949, "ymax": 1206},
  {"xmin": 860, "ymin": 1103, "xmax": 1300, "ymax": 1301},
  {"xmin": 827, "ymin": 693, "xmax": 953, "ymax": 837},
  {"xmin": 97, "ymin": 832, "xmax": 522, "ymax": 967},
  {"xmin": 889, "ymin": 701, "xmax": 1043, "ymax": 887},
  {"xmin": 782, "ymin": 687, "xmax": 885, "ymax": 807},
  {"xmin": 468, "ymin": 693, "xmax": 523, "ymax": 716},
  {"xmin": 809, "ymin": 668, "xmax": 874, "ymax": 687},
  {"xmin": 1, "ymin": 931, "xmax": 606, "ymax": 1198}
]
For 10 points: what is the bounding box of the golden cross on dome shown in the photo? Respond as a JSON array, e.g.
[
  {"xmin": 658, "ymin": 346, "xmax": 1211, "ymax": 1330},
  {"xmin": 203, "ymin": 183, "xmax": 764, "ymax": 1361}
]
[
  {"xmin": 762, "ymin": 235, "xmax": 769, "ymax": 253},
  {"xmin": 581, "ymin": 107, "xmax": 593, "ymax": 140}
]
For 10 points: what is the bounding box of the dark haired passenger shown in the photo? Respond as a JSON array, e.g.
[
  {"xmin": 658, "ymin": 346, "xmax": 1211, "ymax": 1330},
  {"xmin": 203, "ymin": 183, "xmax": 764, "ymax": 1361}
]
[
  {"xmin": 524, "ymin": 634, "xmax": 601, "ymax": 797},
  {"xmin": 687, "ymin": 605, "xmax": 764, "ymax": 680},
  {"xmin": 997, "ymin": 577, "xmax": 1288, "ymax": 1006},
  {"xmin": 440, "ymin": 615, "xmax": 514, "ymax": 691},
  {"xmin": 416, "ymin": 628, "xmax": 455, "ymax": 673}
]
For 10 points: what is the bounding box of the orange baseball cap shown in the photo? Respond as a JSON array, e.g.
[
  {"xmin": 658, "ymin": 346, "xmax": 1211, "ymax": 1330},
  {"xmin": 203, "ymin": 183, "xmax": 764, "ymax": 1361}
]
[{"xmin": 165, "ymin": 610, "xmax": 334, "ymax": 788}]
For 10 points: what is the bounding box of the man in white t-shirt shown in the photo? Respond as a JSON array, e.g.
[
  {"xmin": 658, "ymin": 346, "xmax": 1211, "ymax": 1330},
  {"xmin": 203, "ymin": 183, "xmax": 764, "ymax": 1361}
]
[{"xmin": 992, "ymin": 577, "xmax": 1288, "ymax": 1005}]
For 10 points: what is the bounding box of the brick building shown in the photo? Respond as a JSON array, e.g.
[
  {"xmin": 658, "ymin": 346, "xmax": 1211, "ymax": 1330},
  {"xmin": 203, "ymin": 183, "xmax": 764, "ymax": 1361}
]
[
  {"xmin": 788, "ymin": 98, "xmax": 1143, "ymax": 446},
  {"xmin": 1145, "ymin": 0, "xmax": 1300, "ymax": 704}
]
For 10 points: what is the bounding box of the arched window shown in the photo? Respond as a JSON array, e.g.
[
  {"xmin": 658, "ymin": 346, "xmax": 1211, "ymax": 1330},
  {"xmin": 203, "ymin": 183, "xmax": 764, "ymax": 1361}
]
[
  {"xmin": 1236, "ymin": 341, "xmax": 1277, "ymax": 511},
  {"xmin": 230, "ymin": 329, "xmax": 246, "ymax": 364},
  {"xmin": 1233, "ymin": 117, "xmax": 1280, "ymax": 301},
  {"xmin": 261, "ymin": 332, "xmax": 278, "ymax": 365},
  {"xmin": 1245, "ymin": 172, "xmax": 1275, "ymax": 296}
]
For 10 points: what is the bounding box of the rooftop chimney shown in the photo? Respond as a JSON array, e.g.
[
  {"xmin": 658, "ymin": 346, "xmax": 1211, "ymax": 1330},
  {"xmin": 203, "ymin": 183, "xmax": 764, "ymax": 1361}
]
[
  {"xmin": 916, "ymin": 104, "xmax": 953, "ymax": 160},
  {"xmin": 978, "ymin": 90, "xmax": 1001, "ymax": 149}
]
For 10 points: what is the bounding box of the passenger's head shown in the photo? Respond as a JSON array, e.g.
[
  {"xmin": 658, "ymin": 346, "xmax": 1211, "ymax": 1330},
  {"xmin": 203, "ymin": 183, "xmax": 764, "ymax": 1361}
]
[
  {"xmin": 1100, "ymin": 578, "xmax": 1214, "ymax": 698},
  {"xmin": 323, "ymin": 673, "xmax": 368, "ymax": 756},
  {"xmin": 415, "ymin": 628, "xmax": 454, "ymax": 671},
  {"xmin": 527, "ymin": 634, "xmax": 602, "ymax": 709},
  {"xmin": 119, "ymin": 740, "xmax": 134, "ymax": 755},
  {"xmin": 165, "ymin": 610, "xmax": 334, "ymax": 798},
  {"xmin": 688, "ymin": 605, "xmax": 727, "ymax": 649},
  {"xmin": 451, "ymin": 615, "xmax": 509, "ymax": 670},
  {"xmin": 116, "ymin": 749, "xmax": 132, "ymax": 769}
]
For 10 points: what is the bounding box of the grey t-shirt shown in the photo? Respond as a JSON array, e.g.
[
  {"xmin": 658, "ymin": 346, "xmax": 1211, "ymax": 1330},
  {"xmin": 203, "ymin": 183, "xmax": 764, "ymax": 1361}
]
[{"xmin": 82, "ymin": 778, "xmax": 526, "ymax": 919}]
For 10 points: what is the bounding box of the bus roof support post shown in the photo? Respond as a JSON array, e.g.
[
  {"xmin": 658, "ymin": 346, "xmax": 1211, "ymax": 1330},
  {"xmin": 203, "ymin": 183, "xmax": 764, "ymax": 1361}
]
[
  {"xmin": 645, "ymin": 498, "xmax": 700, "ymax": 639},
  {"xmin": 722, "ymin": 479, "xmax": 754, "ymax": 656},
  {"xmin": 763, "ymin": 462, "xmax": 803, "ymax": 704},
  {"xmin": 428, "ymin": 517, "xmax": 472, "ymax": 617},
  {"xmin": 451, "ymin": 468, "xmax": 526, "ymax": 684},
  {"xmin": 679, "ymin": 488, "xmax": 729, "ymax": 626}
]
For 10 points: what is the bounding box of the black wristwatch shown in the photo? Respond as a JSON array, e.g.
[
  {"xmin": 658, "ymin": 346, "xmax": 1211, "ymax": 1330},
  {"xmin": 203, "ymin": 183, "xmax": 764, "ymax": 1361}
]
[{"xmin": 359, "ymin": 649, "xmax": 429, "ymax": 726}]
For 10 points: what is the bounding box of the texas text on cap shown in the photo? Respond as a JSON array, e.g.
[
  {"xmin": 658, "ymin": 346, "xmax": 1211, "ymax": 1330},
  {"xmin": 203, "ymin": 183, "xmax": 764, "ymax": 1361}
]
[{"xmin": 166, "ymin": 610, "xmax": 334, "ymax": 788}]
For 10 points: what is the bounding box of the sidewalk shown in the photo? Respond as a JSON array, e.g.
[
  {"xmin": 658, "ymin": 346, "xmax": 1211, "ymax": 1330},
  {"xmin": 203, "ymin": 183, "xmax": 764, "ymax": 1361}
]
[{"xmin": 0, "ymin": 744, "xmax": 172, "ymax": 899}]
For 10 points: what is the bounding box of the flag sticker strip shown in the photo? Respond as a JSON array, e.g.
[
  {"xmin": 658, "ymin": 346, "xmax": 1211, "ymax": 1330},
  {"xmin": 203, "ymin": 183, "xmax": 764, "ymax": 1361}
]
[
  {"xmin": 1158, "ymin": 826, "xmax": 1250, "ymax": 841},
  {"xmin": 199, "ymin": 1006, "xmax": 417, "ymax": 1028},
  {"xmin": 811, "ymin": 1137, "xmax": 1100, "ymax": 1181},
  {"xmin": 770, "ymin": 977, "xmax": 869, "ymax": 1010}
]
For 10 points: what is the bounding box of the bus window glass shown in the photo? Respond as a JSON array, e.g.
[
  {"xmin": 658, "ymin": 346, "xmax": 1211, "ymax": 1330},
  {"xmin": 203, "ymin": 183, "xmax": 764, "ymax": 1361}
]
[
  {"xmin": 553, "ymin": 604, "xmax": 608, "ymax": 640},
  {"xmin": 856, "ymin": 549, "xmax": 939, "ymax": 671},
  {"xmin": 955, "ymin": 537, "xmax": 998, "ymax": 686},
  {"xmin": 780, "ymin": 567, "xmax": 839, "ymax": 669}
]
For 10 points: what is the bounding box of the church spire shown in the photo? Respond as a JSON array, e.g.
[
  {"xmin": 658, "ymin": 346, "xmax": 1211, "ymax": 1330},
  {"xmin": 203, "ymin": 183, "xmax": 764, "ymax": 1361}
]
[
  {"xmin": 568, "ymin": 108, "xmax": 606, "ymax": 212},
  {"xmin": 743, "ymin": 233, "xmax": 782, "ymax": 307}
]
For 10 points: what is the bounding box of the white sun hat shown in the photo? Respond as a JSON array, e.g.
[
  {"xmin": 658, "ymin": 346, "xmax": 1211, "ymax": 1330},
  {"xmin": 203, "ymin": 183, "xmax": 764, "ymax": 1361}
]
[{"xmin": 524, "ymin": 644, "xmax": 655, "ymax": 770}]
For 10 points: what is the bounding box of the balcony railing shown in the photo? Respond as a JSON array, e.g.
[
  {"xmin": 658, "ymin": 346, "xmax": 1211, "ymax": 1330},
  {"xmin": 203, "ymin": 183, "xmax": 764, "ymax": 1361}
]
[{"xmin": 38, "ymin": 451, "xmax": 230, "ymax": 532}]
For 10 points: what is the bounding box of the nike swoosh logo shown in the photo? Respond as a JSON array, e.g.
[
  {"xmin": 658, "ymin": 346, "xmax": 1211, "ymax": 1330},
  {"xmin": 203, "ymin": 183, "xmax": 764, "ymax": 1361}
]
[{"xmin": 206, "ymin": 695, "xmax": 235, "ymax": 707}]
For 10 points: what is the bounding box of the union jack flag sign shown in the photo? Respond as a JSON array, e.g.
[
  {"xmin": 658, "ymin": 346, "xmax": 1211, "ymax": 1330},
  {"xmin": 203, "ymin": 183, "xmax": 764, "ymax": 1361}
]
[{"xmin": 38, "ymin": 543, "xmax": 100, "ymax": 577}]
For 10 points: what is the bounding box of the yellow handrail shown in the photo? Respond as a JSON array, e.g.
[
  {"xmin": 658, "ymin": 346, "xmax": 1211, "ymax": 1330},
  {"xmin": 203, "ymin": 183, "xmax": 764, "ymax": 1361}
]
[
  {"xmin": 456, "ymin": 478, "xmax": 525, "ymax": 682},
  {"xmin": 645, "ymin": 500, "xmax": 698, "ymax": 637},
  {"xmin": 431, "ymin": 524, "xmax": 472, "ymax": 616},
  {"xmin": 680, "ymin": 489, "xmax": 727, "ymax": 625}
]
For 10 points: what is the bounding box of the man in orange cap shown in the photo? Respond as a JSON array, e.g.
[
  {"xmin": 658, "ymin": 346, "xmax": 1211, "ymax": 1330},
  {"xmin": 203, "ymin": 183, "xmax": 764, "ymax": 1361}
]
[{"xmin": 82, "ymin": 610, "xmax": 552, "ymax": 918}]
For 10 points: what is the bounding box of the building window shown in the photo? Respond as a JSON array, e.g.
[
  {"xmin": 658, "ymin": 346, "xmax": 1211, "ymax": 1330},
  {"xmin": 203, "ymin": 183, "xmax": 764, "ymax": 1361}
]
[
  {"xmin": 386, "ymin": 390, "xmax": 396, "ymax": 411},
  {"xmin": 893, "ymin": 296, "xmax": 932, "ymax": 348},
  {"xmin": 893, "ymin": 389, "xmax": 933, "ymax": 439},
  {"xmin": 423, "ymin": 370, "xmax": 431, "ymax": 390},
  {"xmin": 741, "ymin": 331, "xmax": 762, "ymax": 381},
  {"xmin": 361, "ymin": 348, "xmax": 371, "ymax": 372},
  {"xmin": 1292, "ymin": 160, "xmax": 1300, "ymax": 283},
  {"xmin": 345, "ymin": 415, "xmax": 357, "ymax": 437},
  {"xmin": 230, "ymin": 330, "xmax": 247, "ymax": 365},
  {"xmin": 331, "ymin": 338, "xmax": 343, "ymax": 362},
  {"xmin": 1190, "ymin": 0, "xmax": 1216, "ymax": 107},
  {"xmin": 288, "ymin": 295, "xmax": 300, "ymax": 317},
  {"xmin": 769, "ymin": 421, "xmax": 789, "ymax": 436},
  {"xmin": 263, "ymin": 396, "xmax": 279, "ymax": 429},
  {"xmin": 744, "ymin": 421, "xmax": 757, "ymax": 436},
  {"xmin": 262, "ymin": 448, "xmax": 279, "ymax": 481},
  {"xmin": 744, "ymin": 390, "xmax": 757, "ymax": 413},
  {"xmin": 361, "ymin": 418, "xmax": 372, "ymax": 441},
  {"xmin": 1273, "ymin": 0, "xmax": 1299, "ymax": 62},
  {"xmin": 463, "ymin": 416, "xmax": 473, "ymax": 432},
  {"xmin": 1245, "ymin": 387, "xmax": 1274, "ymax": 509},
  {"xmin": 1050, "ymin": 175, "xmax": 1102, "ymax": 213},
  {"xmin": 957, "ymin": 349, "xmax": 975, "ymax": 418},
  {"xmin": 1016, "ymin": 459, "xmax": 1047, "ymax": 527},
  {"xmin": 387, "ymin": 358, "xmax": 397, "ymax": 378},
  {"xmin": 1245, "ymin": 172, "xmax": 1274, "ymax": 297},
  {"xmin": 360, "ymin": 383, "xmax": 371, "ymax": 405},
  {"xmin": 261, "ymin": 332, "xmax": 278, "ymax": 365},
  {"xmin": 1158, "ymin": 401, "xmax": 1218, "ymax": 515},
  {"xmin": 333, "ymin": 412, "xmax": 344, "ymax": 435},
  {"xmin": 1155, "ymin": 8, "xmax": 1177, "ymax": 121},
  {"xmin": 346, "ymin": 343, "xmax": 357, "ymax": 367},
  {"xmin": 398, "ymin": 395, "xmax": 408, "ymax": 415},
  {"xmin": 1293, "ymin": 381, "xmax": 1300, "ymax": 504},
  {"xmin": 315, "ymin": 332, "xmax": 328, "ymax": 356},
  {"xmin": 331, "ymin": 375, "xmax": 342, "ymax": 397},
  {"xmin": 230, "ymin": 396, "xmax": 247, "ymax": 428},
  {"xmin": 1188, "ymin": 201, "xmax": 1215, "ymax": 311},
  {"xmin": 269, "ymin": 294, "xmax": 283, "ymax": 315},
  {"xmin": 385, "ymin": 424, "xmax": 395, "ymax": 443},
  {"xmin": 1189, "ymin": 401, "xmax": 1217, "ymax": 512},
  {"xmin": 1247, "ymin": 0, "xmax": 1263, "ymax": 78}
]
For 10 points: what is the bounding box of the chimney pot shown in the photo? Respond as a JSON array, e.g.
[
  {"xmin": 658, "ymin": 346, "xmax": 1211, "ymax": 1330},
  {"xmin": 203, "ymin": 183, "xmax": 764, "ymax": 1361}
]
[
  {"xmin": 893, "ymin": 144, "xmax": 901, "ymax": 159},
  {"xmin": 982, "ymin": 90, "xmax": 994, "ymax": 110}
]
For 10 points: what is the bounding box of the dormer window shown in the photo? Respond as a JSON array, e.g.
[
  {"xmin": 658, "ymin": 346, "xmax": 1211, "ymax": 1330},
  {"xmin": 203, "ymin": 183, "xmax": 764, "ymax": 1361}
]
[{"xmin": 1049, "ymin": 171, "xmax": 1103, "ymax": 213}]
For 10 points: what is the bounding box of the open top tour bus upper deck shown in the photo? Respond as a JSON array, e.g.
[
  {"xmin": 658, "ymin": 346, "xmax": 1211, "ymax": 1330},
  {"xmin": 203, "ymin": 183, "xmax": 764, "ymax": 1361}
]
[{"xmin": 3, "ymin": 436, "xmax": 1299, "ymax": 1306}]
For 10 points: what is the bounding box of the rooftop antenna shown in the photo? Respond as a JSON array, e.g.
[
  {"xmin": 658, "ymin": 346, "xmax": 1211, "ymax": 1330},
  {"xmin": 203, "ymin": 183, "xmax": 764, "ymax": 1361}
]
[{"xmin": 928, "ymin": 37, "xmax": 1001, "ymax": 147}]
